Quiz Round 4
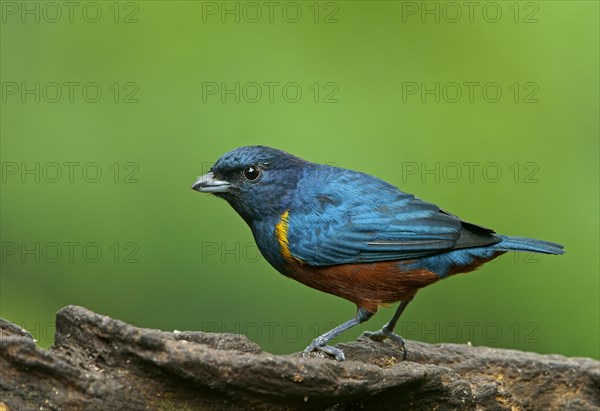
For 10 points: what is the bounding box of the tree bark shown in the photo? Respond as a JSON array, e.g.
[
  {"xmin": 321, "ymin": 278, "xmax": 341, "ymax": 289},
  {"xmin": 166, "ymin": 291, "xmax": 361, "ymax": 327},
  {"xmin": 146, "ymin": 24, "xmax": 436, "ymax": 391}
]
[{"xmin": 1, "ymin": 305, "xmax": 598, "ymax": 410}]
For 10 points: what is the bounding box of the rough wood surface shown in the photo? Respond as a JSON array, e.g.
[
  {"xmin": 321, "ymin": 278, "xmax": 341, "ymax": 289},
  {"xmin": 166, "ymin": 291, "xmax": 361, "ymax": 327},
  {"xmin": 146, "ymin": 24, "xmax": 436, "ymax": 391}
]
[{"xmin": 1, "ymin": 305, "xmax": 598, "ymax": 410}]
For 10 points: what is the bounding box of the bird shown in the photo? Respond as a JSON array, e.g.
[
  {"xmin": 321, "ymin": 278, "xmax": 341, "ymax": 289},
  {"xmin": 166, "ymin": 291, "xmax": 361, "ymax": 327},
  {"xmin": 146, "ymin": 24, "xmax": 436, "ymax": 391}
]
[{"xmin": 191, "ymin": 146, "xmax": 564, "ymax": 361}]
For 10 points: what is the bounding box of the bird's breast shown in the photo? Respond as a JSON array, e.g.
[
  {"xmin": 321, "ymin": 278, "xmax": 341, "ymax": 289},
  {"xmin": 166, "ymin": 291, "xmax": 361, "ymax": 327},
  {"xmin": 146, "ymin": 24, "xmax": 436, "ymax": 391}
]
[{"xmin": 250, "ymin": 213, "xmax": 298, "ymax": 274}]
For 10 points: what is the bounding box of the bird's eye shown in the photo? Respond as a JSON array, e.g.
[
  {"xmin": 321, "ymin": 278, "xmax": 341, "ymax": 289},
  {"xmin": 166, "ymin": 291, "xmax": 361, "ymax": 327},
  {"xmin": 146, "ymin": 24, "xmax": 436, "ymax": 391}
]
[{"xmin": 243, "ymin": 166, "xmax": 260, "ymax": 181}]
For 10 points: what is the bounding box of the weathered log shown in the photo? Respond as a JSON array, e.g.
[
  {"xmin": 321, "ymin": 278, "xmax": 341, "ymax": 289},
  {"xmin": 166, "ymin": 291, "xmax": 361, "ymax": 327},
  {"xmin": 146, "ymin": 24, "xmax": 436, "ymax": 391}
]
[{"xmin": 1, "ymin": 306, "xmax": 598, "ymax": 410}]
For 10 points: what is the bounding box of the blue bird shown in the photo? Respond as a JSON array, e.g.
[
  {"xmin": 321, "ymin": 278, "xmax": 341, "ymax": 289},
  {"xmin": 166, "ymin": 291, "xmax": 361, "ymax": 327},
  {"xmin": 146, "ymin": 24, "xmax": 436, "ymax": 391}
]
[{"xmin": 192, "ymin": 146, "xmax": 564, "ymax": 361}]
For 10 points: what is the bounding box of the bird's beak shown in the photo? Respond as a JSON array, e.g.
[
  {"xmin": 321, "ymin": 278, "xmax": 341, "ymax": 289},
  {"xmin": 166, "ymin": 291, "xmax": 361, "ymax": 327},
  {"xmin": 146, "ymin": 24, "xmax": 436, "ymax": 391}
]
[{"xmin": 191, "ymin": 172, "xmax": 232, "ymax": 193}]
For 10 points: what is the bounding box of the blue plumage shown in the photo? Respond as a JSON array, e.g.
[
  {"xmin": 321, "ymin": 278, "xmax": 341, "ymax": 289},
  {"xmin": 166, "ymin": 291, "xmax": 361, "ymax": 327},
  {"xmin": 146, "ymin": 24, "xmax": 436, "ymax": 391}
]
[
  {"xmin": 192, "ymin": 146, "xmax": 564, "ymax": 361},
  {"xmin": 494, "ymin": 235, "xmax": 565, "ymax": 254},
  {"xmin": 286, "ymin": 164, "xmax": 465, "ymax": 265}
]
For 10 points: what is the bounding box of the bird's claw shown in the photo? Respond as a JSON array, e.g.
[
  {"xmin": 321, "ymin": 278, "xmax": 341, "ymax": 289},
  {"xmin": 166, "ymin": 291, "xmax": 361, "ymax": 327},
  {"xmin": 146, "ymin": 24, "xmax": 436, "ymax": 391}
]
[
  {"xmin": 303, "ymin": 337, "xmax": 345, "ymax": 361},
  {"xmin": 362, "ymin": 328, "xmax": 408, "ymax": 360},
  {"xmin": 362, "ymin": 330, "xmax": 387, "ymax": 342}
]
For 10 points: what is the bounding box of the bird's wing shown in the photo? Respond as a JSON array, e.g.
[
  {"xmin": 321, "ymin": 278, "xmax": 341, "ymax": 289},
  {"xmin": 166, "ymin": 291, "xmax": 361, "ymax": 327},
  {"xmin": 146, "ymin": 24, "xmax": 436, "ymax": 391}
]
[{"xmin": 284, "ymin": 167, "xmax": 498, "ymax": 266}]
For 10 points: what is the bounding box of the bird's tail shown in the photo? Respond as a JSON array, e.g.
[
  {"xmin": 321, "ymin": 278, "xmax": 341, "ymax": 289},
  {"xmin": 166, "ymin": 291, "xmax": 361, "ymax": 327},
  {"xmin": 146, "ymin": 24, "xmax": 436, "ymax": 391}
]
[{"xmin": 493, "ymin": 235, "xmax": 565, "ymax": 255}]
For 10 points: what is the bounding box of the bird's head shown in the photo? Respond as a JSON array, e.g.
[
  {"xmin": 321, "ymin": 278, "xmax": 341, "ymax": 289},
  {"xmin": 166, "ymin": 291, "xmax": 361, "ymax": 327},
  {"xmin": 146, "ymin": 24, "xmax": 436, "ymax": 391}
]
[{"xmin": 192, "ymin": 146, "xmax": 307, "ymax": 223}]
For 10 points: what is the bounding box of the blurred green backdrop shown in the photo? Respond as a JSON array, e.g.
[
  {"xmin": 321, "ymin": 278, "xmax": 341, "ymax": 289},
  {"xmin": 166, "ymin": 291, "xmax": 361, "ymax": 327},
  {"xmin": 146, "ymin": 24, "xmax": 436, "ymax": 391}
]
[{"xmin": 1, "ymin": 1, "xmax": 598, "ymax": 360}]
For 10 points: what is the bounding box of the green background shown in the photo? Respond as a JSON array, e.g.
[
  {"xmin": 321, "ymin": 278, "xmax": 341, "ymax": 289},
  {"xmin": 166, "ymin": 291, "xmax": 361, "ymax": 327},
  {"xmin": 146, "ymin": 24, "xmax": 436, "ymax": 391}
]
[{"xmin": 1, "ymin": 1, "xmax": 598, "ymax": 360}]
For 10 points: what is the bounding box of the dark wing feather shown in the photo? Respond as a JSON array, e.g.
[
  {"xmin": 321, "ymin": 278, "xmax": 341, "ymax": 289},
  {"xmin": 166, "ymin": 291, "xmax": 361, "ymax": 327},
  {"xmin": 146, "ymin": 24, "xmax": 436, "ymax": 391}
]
[{"xmin": 285, "ymin": 167, "xmax": 499, "ymax": 266}]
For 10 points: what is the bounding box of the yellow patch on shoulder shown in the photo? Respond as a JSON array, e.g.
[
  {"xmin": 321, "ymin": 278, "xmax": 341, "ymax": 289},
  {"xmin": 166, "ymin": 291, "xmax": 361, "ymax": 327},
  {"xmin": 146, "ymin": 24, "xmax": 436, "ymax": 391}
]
[{"xmin": 275, "ymin": 210, "xmax": 302, "ymax": 264}]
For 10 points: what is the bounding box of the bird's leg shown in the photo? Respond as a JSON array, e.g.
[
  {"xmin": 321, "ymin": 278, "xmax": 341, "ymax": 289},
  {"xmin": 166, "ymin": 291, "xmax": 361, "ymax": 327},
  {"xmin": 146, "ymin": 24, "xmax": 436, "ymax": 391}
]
[
  {"xmin": 362, "ymin": 297, "xmax": 414, "ymax": 360},
  {"xmin": 304, "ymin": 308, "xmax": 373, "ymax": 361}
]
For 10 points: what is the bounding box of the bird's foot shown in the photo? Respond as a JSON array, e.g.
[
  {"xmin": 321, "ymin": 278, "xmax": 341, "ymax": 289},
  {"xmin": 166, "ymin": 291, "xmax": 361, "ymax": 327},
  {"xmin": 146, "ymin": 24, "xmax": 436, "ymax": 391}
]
[
  {"xmin": 303, "ymin": 336, "xmax": 345, "ymax": 361},
  {"xmin": 362, "ymin": 328, "xmax": 408, "ymax": 360}
]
